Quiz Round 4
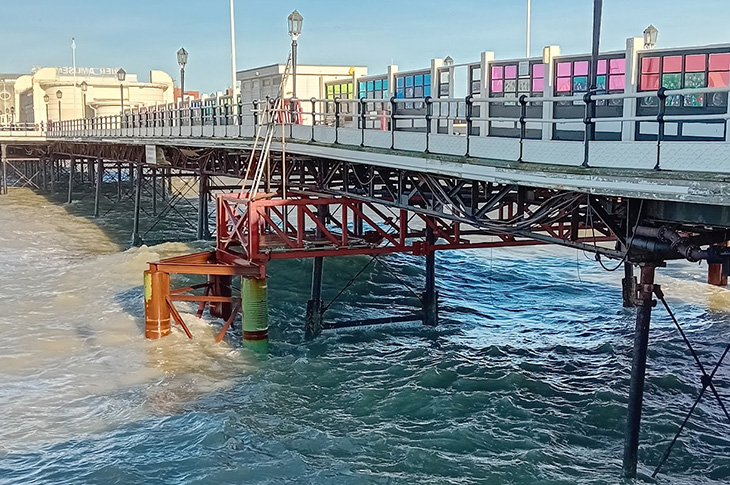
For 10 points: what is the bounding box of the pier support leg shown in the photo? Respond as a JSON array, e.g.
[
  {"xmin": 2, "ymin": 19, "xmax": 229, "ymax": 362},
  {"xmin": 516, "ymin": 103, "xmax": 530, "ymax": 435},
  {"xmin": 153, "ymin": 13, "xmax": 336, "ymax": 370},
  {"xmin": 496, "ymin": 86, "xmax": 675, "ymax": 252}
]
[
  {"xmin": 242, "ymin": 277, "xmax": 269, "ymax": 352},
  {"xmin": 197, "ymin": 173, "xmax": 210, "ymax": 240},
  {"xmin": 151, "ymin": 168, "xmax": 157, "ymax": 216},
  {"xmin": 117, "ymin": 165, "xmax": 122, "ymax": 201},
  {"xmin": 1, "ymin": 145, "xmax": 7, "ymax": 195},
  {"xmin": 94, "ymin": 158, "xmax": 103, "ymax": 217},
  {"xmin": 422, "ymin": 225, "xmax": 439, "ymax": 326},
  {"xmin": 708, "ymin": 242, "xmax": 728, "ymax": 286},
  {"xmin": 623, "ymin": 264, "xmax": 657, "ymax": 478},
  {"xmin": 209, "ymin": 275, "xmax": 233, "ymax": 320},
  {"xmin": 67, "ymin": 157, "xmax": 75, "ymax": 204},
  {"xmin": 50, "ymin": 157, "xmax": 56, "ymax": 196},
  {"xmin": 305, "ymin": 256, "xmax": 324, "ymax": 339},
  {"xmin": 131, "ymin": 164, "xmax": 143, "ymax": 246},
  {"xmin": 622, "ymin": 262, "xmax": 638, "ymax": 307},
  {"xmin": 144, "ymin": 269, "xmax": 171, "ymax": 339}
]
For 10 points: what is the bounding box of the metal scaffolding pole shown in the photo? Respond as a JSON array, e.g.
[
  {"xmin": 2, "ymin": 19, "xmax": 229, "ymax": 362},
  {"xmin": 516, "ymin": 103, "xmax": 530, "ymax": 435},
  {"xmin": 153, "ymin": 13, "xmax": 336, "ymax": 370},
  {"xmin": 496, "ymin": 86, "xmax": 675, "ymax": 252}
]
[
  {"xmin": 131, "ymin": 164, "xmax": 143, "ymax": 246},
  {"xmin": 94, "ymin": 158, "xmax": 103, "ymax": 217}
]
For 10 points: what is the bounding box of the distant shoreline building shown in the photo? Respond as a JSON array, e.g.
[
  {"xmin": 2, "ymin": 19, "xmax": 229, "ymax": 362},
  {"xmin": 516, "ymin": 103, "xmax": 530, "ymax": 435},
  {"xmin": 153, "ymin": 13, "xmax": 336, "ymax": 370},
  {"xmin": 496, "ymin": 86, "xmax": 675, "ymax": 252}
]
[{"xmin": 4, "ymin": 67, "xmax": 176, "ymax": 125}]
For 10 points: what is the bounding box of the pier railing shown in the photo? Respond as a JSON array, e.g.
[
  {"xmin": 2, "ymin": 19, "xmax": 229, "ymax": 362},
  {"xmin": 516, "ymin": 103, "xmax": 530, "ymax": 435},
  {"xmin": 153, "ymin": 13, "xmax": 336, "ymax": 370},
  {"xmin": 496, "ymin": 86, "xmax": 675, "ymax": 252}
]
[{"xmin": 46, "ymin": 84, "xmax": 730, "ymax": 173}]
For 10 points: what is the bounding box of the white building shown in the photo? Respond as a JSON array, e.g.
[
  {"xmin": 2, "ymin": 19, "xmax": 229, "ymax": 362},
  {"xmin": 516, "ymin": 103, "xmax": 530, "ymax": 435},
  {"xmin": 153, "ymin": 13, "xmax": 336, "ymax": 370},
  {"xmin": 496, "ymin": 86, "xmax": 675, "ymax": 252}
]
[{"xmin": 12, "ymin": 67, "xmax": 175, "ymax": 124}]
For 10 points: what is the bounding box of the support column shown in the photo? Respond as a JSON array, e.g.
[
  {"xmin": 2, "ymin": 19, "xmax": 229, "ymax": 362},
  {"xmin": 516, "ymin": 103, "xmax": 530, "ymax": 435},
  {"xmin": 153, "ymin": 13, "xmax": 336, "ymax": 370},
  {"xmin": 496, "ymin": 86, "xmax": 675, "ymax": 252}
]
[
  {"xmin": 151, "ymin": 168, "xmax": 158, "ymax": 216},
  {"xmin": 131, "ymin": 163, "xmax": 143, "ymax": 246},
  {"xmin": 305, "ymin": 256, "xmax": 324, "ymax": 339},
  {"xmin": 117, "ymin": 164, "xmax": 123, "ymax": 201},
  {"xmin": 94, "ymin": 158, "xmax": 103, "ymax": 217},
  {"xmin": 144, "ymin": 269, "xmax": 171, "ymax": 339},
  {"xmin": 623, "ymin": 264, "xmax": 657, "ymax": 478},
  {"xmin": 209, "ymin": 275, "xmax": 233, "ymax": 320},
  {"xmin": 50, "ymin": 157, "xmax": 56, "ymax": 196},
  {"xmin": 67, "ymin": 157, "xmax": 75, "ymax": 204},
  {"xmin": 422, "ymin": 225, "xmax": 439, "ymax": 326},
  {"xmin": 41, "ymin": 158, "xmax": 48, "ymax": 191},
  {"xmin": 242, "ymin": 277, "xmax": 269, "ymax": 352},
  {"xmin": 1, "ymin": 144, "xmax": 7, "ymax": 195},
  {"xmin": 622, "ymin": 262, "xmax": 638, "ymax": 307},
  {"xmin": 708, "ymin": 242, "xmax": 728, "ymax": 286},
  {"xmin": 197, "ymin": 173, "xmax": 210, "ymax": 240}
]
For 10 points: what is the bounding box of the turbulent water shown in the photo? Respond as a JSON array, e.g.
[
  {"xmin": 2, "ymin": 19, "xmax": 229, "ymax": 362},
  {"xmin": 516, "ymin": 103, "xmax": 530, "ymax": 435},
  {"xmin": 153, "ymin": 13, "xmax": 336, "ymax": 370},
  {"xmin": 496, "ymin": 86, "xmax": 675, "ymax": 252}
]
[{"xmin": 0, "ymin": 188, "xmax": 729, "ymax": 484}]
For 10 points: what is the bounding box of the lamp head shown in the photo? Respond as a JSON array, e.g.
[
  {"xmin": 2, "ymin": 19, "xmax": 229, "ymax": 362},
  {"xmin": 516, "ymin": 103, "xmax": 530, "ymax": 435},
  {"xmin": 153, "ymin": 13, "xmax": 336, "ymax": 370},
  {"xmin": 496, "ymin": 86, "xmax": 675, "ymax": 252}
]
[
  {"xmin": 44, "ymin": 94, "xmax": 49, "ymax": 103},
  {"xmin": 643, "ymin": 24, "xmax": 658, "ymax": 49},
  {"xmin": 56, "ymin": 89, "xmax": 63, "ymax": 100},
  {"xmin": 288, "ymin": 10, "xmax": 303, "ymax": 40},
  {"xmin": 443, "ymin": 56, "xmax": 454, "ymax": 67},
  {"xmin": 177, "ymin": 47, "xmax": 188, "ymax": 68},
  {"xmin": 117, "ymin": 68, "xmax": 126, "ymax": 82},
  {"xmin": 80, "ymin": 81, "xmax": 88, "ymax": 92}
]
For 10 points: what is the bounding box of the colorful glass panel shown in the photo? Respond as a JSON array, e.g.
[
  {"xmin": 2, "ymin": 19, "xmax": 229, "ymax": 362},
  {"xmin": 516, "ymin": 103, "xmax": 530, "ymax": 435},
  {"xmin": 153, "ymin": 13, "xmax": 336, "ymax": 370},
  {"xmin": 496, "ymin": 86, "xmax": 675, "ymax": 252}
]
[
  {"xmin": 532, "ymin": 78, "xmax": 544, "ymax": 92},
  {"xmin": 574, "ymin": 61, "xmax": 589, "ymax": 76},
  {"xmin": 709, "ymin": 71, "xmax": 730, "ymax": 87},
  {"xmin": 709, "ymin": 53, "xmax": 730, "ymax": 71},
  {"xmin": 532, "ymin": 64, "xmax": 545, "ymax": 78},
  {"xmin": 518, "ymin": 79, "xmax": 530, "ymax": 92},
  {"xmin": 504, "ymin": 65, "xmax": 517, "ymax": 79},
  {"xmin": 663, "ymin": 56, "xmax": 682, "ymax": 73},
  {"xmin": 641, "ymin": 74, "xmax": 660, "ymax": 90},
  {"xmin": 596, "ymin": 75, "xmax": 606, "ymax": 91},
  {"xmin": 641, "ymin": 57, "xmax": 660, "ymax": 74},
  {"xmin": 573, "ymin": 76, "xmax": 588, "ymax": 92},
  {"xmin": 685, "ymin": 54, "xmax": 706, "ymax": 72},
  {"xmin": 557, "ymin": 62, "xmax": 571, "ymax": 77},
  {"xmin": 597, "ymin": 60, "xmax": 607, "ymax": 75},
  {"xmin": 662, "ymin": 73, "xmax": 681, "ymax": 89},
  {"xmin": 491, "ymin": 80, "xmax": 503, "ymax": 93},
  {"xmin": 491, "ymin": 66, "xmax": 503, "ymax": 79},
  {"xmin": 609, "ymin": 58, "xmax": 626, "ymax": 74},
  {"xmin": 556, "ymin": 77, "xmax": 571, "ymax": 92},
  {"xmin": 504, "ymin": 79, "xmax": 517, "ymax": 92},
  {"xmin": 608, "ymin": 75, "xmax": 625, "ymax": 91}
]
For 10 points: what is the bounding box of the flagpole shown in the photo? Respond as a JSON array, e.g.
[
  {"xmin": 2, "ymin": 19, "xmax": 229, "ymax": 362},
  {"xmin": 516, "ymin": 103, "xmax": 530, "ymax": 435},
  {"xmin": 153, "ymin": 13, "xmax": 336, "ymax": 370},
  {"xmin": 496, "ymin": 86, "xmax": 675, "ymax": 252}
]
[
  {"xmin": 526, "ymin": 0, "xmax": 531, "ymax": 57},
  {"xmin": 229, "ymin": 0, "xmax": 238, "ymax": 97},
  {"xmin": 72, "ymin": 38, "xmax": 77, "ymax": 118}
]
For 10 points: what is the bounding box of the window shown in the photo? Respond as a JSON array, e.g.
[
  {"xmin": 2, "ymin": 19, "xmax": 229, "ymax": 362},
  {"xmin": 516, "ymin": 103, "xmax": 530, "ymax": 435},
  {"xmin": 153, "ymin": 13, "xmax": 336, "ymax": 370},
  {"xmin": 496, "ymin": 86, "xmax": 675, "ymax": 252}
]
[
  {"xmin": 394, "ymin": 72, "xmax": 431, "ymax": 99},
  {"xmin": 325, "ymin": 81, "xmax": 352, "ymax": 100},
  {"xmin": 359, "ymin": 77, "xmax": 388, "ymax": 99},
  {"xmin": 639, "ymin": 51, "xmax": 730, "ymax": 108},
  {"xmin": 490, "ymin": 60, "xmax": 545, "ymax": 104},
  {"xmin": 555, "ymin": 57, "xmax": 625, "ymax": 96}
]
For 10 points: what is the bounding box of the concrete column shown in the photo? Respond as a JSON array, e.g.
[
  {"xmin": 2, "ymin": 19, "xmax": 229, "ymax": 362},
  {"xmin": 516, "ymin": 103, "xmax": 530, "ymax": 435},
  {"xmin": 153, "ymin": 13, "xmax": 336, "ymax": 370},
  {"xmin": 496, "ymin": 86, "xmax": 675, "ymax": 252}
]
[
  {"xmin": 541, "ymin": 45, "xmax": 561, "ymax": 140},
  {"xmin": 623, "ymin": 264, "xmax": 657, "ymax": 478},
  {"xmin": 622, "ymin": 37, "xmax": 644, "ymax": 141},
  {"xmin": 242, "ymin": 277, "xmax": 269, "ymax": 352},
  {"xmin": 478, "ymin": 51, "xmax": 496, "ymax": 137}
]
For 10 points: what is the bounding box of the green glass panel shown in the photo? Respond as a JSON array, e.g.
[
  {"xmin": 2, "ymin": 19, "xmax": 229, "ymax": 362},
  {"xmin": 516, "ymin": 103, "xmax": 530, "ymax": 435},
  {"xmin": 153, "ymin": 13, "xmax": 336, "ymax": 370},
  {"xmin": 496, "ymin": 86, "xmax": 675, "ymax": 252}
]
[
  {"xmin": 684, "ymin": 72, "xmax": 705, "ymax": 88},
  {"xmin": 573, "ymin": 76, "xmax": 588, "ymax": 92},
  {"xmin": 596, "ymin": 75, "xmax": 606, "ymax": 91},
  {"xmin": 661, "ymin": 73, "xmax": 681, "ymax": 89},
  {"xmin": 684, "ymin": 94, "xmax": 704, "ymax": 107}
]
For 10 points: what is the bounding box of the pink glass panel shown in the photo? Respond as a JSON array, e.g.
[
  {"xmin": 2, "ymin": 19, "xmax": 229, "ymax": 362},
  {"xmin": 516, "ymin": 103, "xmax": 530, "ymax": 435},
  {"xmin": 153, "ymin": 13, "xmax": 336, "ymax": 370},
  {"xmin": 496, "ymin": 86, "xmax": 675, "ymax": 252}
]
[
  {"xmin": 709, "ymin": 53, "xmax": 730, "ymax": 71},
  {"xmin": 491, "ymin": 80, "xmax": 504, "ymax": 93},
  {"xmin": 597, "ymin": 60, "xmax": 607, "ymax": 75},
  {"xmin": 685, "ymin": 54, "xmax": 706, "ymax": 72},
  {"xmin": 610, "ymin": 58, "xmax": 626, "ymax": 74},
  {"xmin": 557, "ymin": 62, "xmax": 571, "ymax": 77},
  {"xmin": 609, "ymin": 75, "xmax": 626, "ymax": 91},
  {"xmin": 556, "ymin": 77, "xmax": 572, "ymax": 92},
  {"xmin": 504, "ymin": 65, "xmax": 517, "ymax": 79},
  {"xmin": 641, "ymin": 74, "xmax": 660, "ymax": 90},
  {"xmin": 491, "ymin": 66, "xmax": 503, "ymax": 79},
  {"xmin": 663, "ymin": 56, "xmax": 682, "ymax": 73},
  {"xmin": 709, "ymin": 71, "xmax": 729, "ymax": 87},
  {"xmin": 532, "ymin": 78, "xmax": 544, "ymax": 92},
  {"xmin": 532, "ymin": 63, "xmax": 545, "ymax": 78},
  {"xmin": 574, "ymin": 61, "xmax": 589, "ymax": 76},
  {"xmin": 641, "ymin": 57, "xmax": 660, "ymax": 74}
]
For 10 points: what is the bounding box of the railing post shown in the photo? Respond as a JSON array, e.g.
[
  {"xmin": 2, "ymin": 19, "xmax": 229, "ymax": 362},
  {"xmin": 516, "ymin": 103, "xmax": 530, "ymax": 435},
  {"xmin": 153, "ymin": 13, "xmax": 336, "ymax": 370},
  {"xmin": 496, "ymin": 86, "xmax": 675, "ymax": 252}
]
[
  {"xmin": 310, "ymin": 98, "xmax": 316, "ymax": 142},
  {"xmin": 252, "ymin": 100, "xmax": 259, "ymax": 132},
  {"xmin": 359, "ymin": 98, "xmax": 367, "ymax": 147},
  {"xmin": 424, "ymin": 96, "xmax": 433, "ymax": 153},
  {"xmin": 465, "ymin": 95, "xmax": 473, "ymax": 157},
  {"xmin": 334, "ymin": 98, "xmax": 340, "ymax": 144},
  {"xmin": 518, "ymin": 94, "xmax": 528, "ymax": 162},
  {"xmin": 390, "ymin": 96, "xmax": 396, "ymax": 150},
  {"xmin": 653, "ymin": 87, "xmax": 667, "ymax": 171},
  {"xmin": 582, "ymin": 91, "xmax": 595, "ymax": 167}
]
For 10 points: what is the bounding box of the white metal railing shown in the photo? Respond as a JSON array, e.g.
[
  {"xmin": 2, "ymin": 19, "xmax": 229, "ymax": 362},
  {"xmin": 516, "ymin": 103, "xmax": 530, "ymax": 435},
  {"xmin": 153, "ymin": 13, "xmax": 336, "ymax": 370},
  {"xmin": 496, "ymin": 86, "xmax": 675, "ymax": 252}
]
[{"xmin": 45, "ymin": 84, "xmax": 730, "ymax": 172}]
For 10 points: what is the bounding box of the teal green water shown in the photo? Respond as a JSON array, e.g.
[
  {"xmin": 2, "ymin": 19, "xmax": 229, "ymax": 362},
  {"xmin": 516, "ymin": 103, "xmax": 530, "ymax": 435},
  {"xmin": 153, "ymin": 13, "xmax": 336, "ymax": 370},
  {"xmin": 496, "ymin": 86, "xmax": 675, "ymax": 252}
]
[{"xmin": 0, "ymin": 189, "xmax": 729, "ymax": 484}]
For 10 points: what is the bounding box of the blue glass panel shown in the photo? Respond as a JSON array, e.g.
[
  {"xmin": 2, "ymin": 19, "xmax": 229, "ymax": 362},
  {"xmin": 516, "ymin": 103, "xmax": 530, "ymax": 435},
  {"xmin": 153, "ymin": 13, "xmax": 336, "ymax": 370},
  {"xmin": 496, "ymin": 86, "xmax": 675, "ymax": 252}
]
[
  {"xmin": 359, "ymin": 90, "xmax": 365, "ymax": 99},
  {"xmin": 424, "ymin": 74, "xmax": 431, "ymax": 87},
  {"xmin": 424, "ymin": 85, "xmax": 431, "ymax": 97},
  {"xmin": 383, "ymin": 79, "xmax": 388, "ymax": 90},
  {"xmin": 374, "ymin": 80, "xmax": 382, "ymax": 90},
  {"xmin": 397, "ymin": 77, "xmax": 404, "ymax": 88},
  {"xmin": 415, "ymin": 75, "xmax": 423, "ymax": 86},
  {"xmin": 359, "ymin": 82, "xmax": 365, "ymax": 91},
  {"xmin": 367, "ymin": 81, "xmax": 374, "ymax": 91},
  {"xmin": 396, "ymin": 88, "xmax": 404, "ymax": 98},
  {"xmin": 405, "ymin": 76, "xmax": 414, "ymax": 87}
]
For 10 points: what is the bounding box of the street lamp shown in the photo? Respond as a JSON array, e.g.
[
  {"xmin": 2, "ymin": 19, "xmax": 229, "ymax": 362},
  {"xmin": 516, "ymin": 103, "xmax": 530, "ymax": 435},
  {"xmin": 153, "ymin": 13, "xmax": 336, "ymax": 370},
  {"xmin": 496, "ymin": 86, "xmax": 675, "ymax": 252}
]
[
  {"xmin": 443, "ymin": 56, "xmax": 454, "ymax": 66},
  {"xmin": 56, "ymin": 89, "xmax": 63, "ymax": 122},
  {"xmin": 80, "ymin": 81, "xmax": 88, "ymax": 119},
  {"xmin": 177, "ymin": 47, "xmax": 188, "ymax": 103},
  {"xmin": 43, "ymin": 94, "xmax": 49, "ymax": 122},
  {"xmin": 643, "ymin": 24, "xmax": 658, "ymax": 49},
  {"xmin": 287, "ymin": 10, "xmax": 303, "ymax": 100},
  {"xmin": 117, "ymin": 68, "xmax": 126, "ymax": 115},
  {"xmin": 9, "ymin": 106, "xmax": 14, "ymax": 125}
]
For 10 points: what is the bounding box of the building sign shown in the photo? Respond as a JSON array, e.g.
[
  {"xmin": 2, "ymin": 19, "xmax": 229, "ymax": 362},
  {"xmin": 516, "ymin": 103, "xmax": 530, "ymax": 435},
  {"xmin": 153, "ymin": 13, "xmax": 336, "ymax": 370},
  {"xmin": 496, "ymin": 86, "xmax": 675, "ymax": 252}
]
[{"xmin": 30, "ymin": 66, "xmax": 121, "ymax": 77}]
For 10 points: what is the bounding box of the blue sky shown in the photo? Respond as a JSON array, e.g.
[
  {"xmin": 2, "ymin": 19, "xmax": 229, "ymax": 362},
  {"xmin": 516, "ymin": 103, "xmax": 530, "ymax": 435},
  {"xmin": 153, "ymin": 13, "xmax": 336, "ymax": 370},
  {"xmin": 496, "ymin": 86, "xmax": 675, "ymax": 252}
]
[{"xmin": 3, "ymin": 0, "xmax": 729, "ymax": 93}]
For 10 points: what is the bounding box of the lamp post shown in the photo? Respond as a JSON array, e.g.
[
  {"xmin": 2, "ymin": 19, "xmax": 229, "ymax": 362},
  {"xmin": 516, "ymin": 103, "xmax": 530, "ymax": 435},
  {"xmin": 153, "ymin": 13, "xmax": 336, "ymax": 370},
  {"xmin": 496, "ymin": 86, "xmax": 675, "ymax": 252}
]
[
  {"xmin": 80, "ymin": 81, "xmax": 88, "ymax": 119},
  {"xmin": 43, "ymin": 94, "xmax": 49, "ymax": 123},
  {"xmin": 287, "ymin": 10, "xmax": 303, "ymax": 101},
  {"xmin": 117, "ymin": 68, "xmax": 126, "ymax": 114},
  {"xmin": 56, "ymin": 89, "xmax": 63, "ymax": 122},
  {"xmin": 9, "ymin": 106, "xmax": 14, "ymax": 126},
  {"xmin": 643, "ymin": 24, "xmax": 658, "ymax": 49},
  {"xmin": 177, "ymin": 48, "xmax": 188, "ymax": 103}
]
